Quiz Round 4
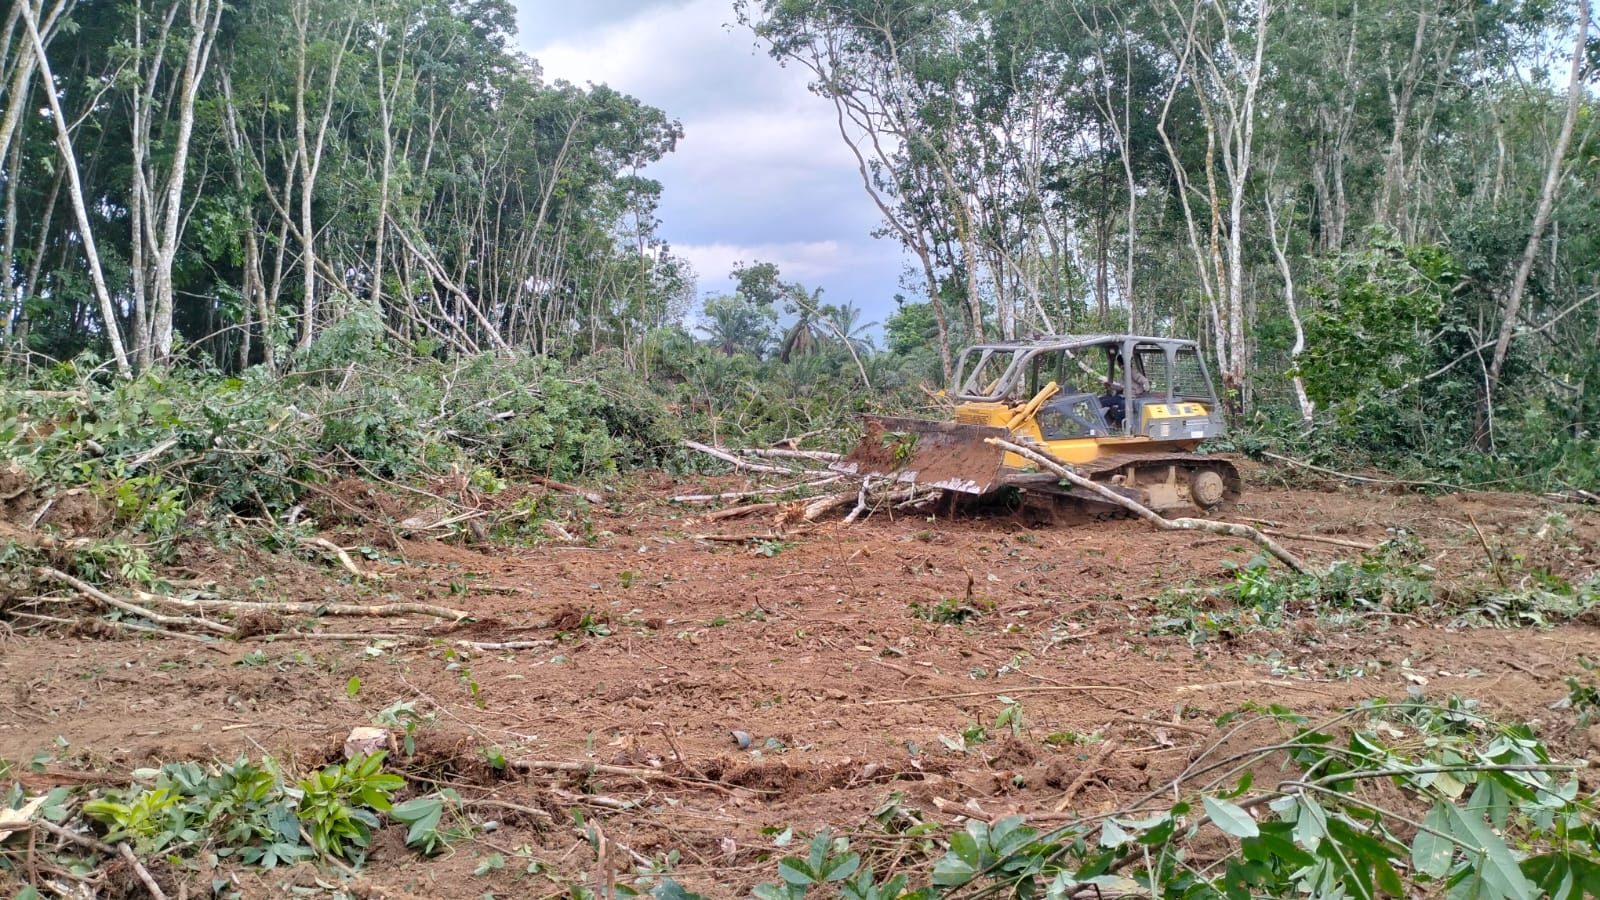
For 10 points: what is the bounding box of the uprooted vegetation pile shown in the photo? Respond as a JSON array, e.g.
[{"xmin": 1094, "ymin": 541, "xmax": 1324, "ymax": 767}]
[{"xmin": 1, "ymin": 353, "xmax": 669, "ymax": 548}]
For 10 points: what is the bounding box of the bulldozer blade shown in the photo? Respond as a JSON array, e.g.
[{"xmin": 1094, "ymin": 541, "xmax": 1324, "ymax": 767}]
[{"xmin": 832, "ymin": 415, "xmax": 1011, "ymax": 494}]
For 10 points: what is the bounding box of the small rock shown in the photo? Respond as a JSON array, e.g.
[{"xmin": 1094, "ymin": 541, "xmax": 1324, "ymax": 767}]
[
  {"xmin": 730, "ymin": 729, "xmax": 752, "ymax": 749},
  {"xmin": 344, "ymin": 726, "xmax": 392, "ymax": 760}
]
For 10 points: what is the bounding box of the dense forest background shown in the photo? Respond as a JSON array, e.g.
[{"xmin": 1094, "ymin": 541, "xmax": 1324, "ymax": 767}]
[{"xmin": 0, "ymin": 0, "xmax": 1597, "ymax": 484}]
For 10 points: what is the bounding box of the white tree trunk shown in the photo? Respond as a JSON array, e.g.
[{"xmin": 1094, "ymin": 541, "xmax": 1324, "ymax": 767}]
[
  {"xmin": 18, "ymin": 0, "xmax": 130, "ymax": 375},
  {"xmin": 1264, "ymin": 183, "xmax": 1314, "ymax": 423},
  {"xmin": 1481, "ymin": 0, "xmax": 1589, "ymax": 439},
  {"xmin": 148, "ymin": 0, "xmax": 223, "ymax": 361}
]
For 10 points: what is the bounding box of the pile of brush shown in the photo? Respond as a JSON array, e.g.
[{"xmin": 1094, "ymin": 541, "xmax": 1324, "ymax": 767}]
[{"xmin": 675, "ymin": 439, "xmax": 943, "ymax": 530}]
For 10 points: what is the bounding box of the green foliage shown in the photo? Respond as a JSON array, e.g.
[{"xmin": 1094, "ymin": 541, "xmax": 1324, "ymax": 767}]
[
  {"xmin": 0, "ymin": 355, "xmax": 679, "ymax": 569},
  {"xmin": 883, "ymin": 301, "xmax": 939, "ymax": 358},
  {"xmin": 697, "ymin": 295, "xmax": 779, "ymax": 358},
  {"xmin": 1557, "ymin": 658, "xmax": 1600, "ymax": 726},
  {"xmin": 62, "ymin": 752, "xmax": 457, "ymax": 876},
  {"xmin": 1300, "ymin": 236, "xmax": 1457, "ymax": 408},
  {"xmin": 293, "ymin": 752, "xmax": 404, "ymax": 859},
  {"xmin": 81, "ymin": 787, "xmax": 189, "ymax": 854},
  {"xmin": 909, "ymin": 597, "xmax": 990, "ymax": 624},
  {"xmin": 754, "ymin": 830, "xmax": 864, "ymax": 899},
  {"xmin": 761, "ymin": 700, "xmax": 1600, "ymax": 900},
  {"xmin": 1244, "ymin": 228, "xmax": 1600, "ymax": 489},
  {"xmin": 389, "ymin": 796, "xmax": 448, "ymax": 854},
  {"xmin": 1217, "ymin": 536, "xmax": 1437, "ymax": 617},
  {"xmin": 373, "ymin": 700, "xmax": 436, "ymax": 756}
]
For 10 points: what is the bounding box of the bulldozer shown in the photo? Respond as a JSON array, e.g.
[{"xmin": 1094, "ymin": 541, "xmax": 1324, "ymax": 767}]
[{"xmin": 835, "ymin": 334, "xmax": 1242, "ymax": 519}]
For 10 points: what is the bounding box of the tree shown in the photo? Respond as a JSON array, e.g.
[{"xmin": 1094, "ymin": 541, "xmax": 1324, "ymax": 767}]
[
  {"xmin": 1478, "ymin": 0, "xmax": 1590, "ymax": 446},
  {"xmin": 696, "ymin": 295, "xmax": 776, "ymax": 358}
]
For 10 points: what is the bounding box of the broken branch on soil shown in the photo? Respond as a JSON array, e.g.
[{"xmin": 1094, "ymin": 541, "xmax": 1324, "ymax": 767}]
[
  {"xmin": 35, "ymin": 567, "xmax": 232, "ymax": 636},
  {"xmin": 511, "ymin": 759, "xmax": 738, "ymax": 795},
  {"xmin": 1261, "ymin": 450, "xmax": 1459, "ymax": 490},
  {"xmin": 690, "ymin": 531, "xmax": 808, "ymax": 543},
  {"xmin": 298, "ymin": 536, "xmax": 387, "ymax": 581},
  {"xmin": 1260, "ymin": 529, "xmax": 1378, "ymax": 550},
  {"xmin": 1175, "ymin": 678, "xmax": 1334, "ymax": 698},
  {"xmin": 1467, "ymin": 513, "xmax": 1507, "ymax": 588},
  {"xmin": 246, "ymin": 631, "xmax": 550, "ymax": 652},
  {"xmin": 671, "ymin": 475, "xmax": 843, "ymax": 503},
  {"xmin": 528, "ymin": 474, "xmax": 604, "ymax": 505},
  {"xmin": 703, "ymin": 502, "xmax": 780, "ymax": 522},
  {"xmin": 1054, "ymin": 739, "xmax": 1120, "ymax": 812},
  {"xmin": 118, "ymin": 842, "xmax": 169, "ymax": 900},
  {"xmin": 26, "ymin": 820, "xmax": 116, "ymax": 856},
  {"xmin": 987, "ymin": 438, "xmax": 1311, "ymax": 575},
  {"xmin": 862, "ymin": 684, "xmax": 1141, "ymax": 706},
  {"xmin": 459, "ymin": 797, "xmax": 554, "ymax": 821},
  {"xmin": 131, "ymin": 589, "xmax": 472, "ymax": 622},
  {"xmin": 739, "ymin": 447, "xmax": 841, "ymax": 463}
]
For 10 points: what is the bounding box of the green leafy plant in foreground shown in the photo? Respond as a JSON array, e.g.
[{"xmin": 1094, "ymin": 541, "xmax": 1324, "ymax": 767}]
[
  {"xmin": 756, "ymin": 697, "xmax": 1600, "ymax": 899},
  {"xmin": 72, "ymin": 751, "xmax": 446, "ymax": 870},
  {"xmin": 294, "ymin": 752, "xmax": 405, "ymax": 859}
]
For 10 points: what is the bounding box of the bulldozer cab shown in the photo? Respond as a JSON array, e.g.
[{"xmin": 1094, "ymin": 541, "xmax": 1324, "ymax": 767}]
[
  {"xmin": 951, "ymin": 335, "xmax": 1225, "ymax": 440},
  {"xmin": 837, "ymin": 333, "xmax": 1239, "ymax": 512}
]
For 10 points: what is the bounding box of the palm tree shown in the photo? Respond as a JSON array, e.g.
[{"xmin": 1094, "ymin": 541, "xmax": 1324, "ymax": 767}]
[
  {"xmin": 822, "ymin": 302, "xmax": 877, "ymax": 356},
  {"xmin": 779, "ymin": 288, "xmax": 828, "ymax": 362},
  {"xmin": 695, "ymin": 295, "xmax": 775, "ymax": 357}
]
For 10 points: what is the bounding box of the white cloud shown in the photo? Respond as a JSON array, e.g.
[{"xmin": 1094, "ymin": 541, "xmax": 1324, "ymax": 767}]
[
  {"xmin": 518, "ymin": 0, "xmax": 910, "ymax": 329},
  {"xmin": 675, "ymin": 240, "xmax": 843, "ymax": 287},
  {"xmin": 674, "ymin": 238, "xmax": 907, "ymax": 304},
  {"xmin": 529, "ymin": 0, "xmax": 780, "ymax": 116}
]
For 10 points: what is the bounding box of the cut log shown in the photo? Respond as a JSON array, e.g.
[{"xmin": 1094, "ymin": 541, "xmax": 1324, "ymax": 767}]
[
  {"xmin": 739, "ymin": 448, "xmax": 841, "ymax": 463},
  {"xmin": 682, "ymin": 440, "xmax": 801, "ymax": 475},
  {"xmin": 803, "ymin": 491, "xmax": 856, "ymax": 521},
  {"xmin": 528, "ymin": 474, "xmax": 603, "ymax": 505}
]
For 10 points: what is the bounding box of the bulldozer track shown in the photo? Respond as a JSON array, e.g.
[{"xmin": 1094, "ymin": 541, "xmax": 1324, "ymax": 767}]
[{"xmin": 1013, "ymin": 451, "xmax": 1244, "ymax": 518}]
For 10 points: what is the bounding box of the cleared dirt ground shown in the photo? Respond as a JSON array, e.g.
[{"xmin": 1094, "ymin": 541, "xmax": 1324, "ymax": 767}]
[{"xmin": 4, "ymin": 467, "xmax": 1600, "ymax": 897}]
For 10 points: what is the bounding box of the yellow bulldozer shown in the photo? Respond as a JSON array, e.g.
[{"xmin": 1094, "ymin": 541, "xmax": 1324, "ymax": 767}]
[{"xmin": 836, "ymin": 334, "xmax": 1242, "ymax": 519}]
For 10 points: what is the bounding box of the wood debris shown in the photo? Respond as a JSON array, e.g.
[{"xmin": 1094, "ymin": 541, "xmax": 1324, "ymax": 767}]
[{"xmin": 678, "ymin": 436, "xmax": 942, "ymax": 527}]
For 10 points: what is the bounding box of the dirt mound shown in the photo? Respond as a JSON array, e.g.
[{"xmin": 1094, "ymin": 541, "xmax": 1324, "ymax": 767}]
[
  {"xmin": 0, "ymin": 461, "xmax": 36, "ymax": 521},
  {"xmin": 1, "ymin": 463, "xmax": 112, "ymax": 539},
  {"xmin": 35, "ymin": 487, "xmax": 112, "ymax": 536}
]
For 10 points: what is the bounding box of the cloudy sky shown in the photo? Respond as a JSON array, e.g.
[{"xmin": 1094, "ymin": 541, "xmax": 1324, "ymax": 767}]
[{"xmin": 516, "ymin": 0, "xmax": 907, "ymax": 332}]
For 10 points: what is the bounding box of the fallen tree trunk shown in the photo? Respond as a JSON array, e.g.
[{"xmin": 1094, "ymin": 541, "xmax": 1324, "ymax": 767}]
[
  {"xmin": 803, "ymin": 490, "xmax": 857, "ymax": 521},
  {"xmin": 739, "ymin": 448, "xmax": 841, "ymax": 463},
  {"xmin": 682, "ymin": 440, "xmax": 805, "ymax": 475},
  {"xmin": 986, "ymin": 438, "xmax": 1310, "ymax": 574}
]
